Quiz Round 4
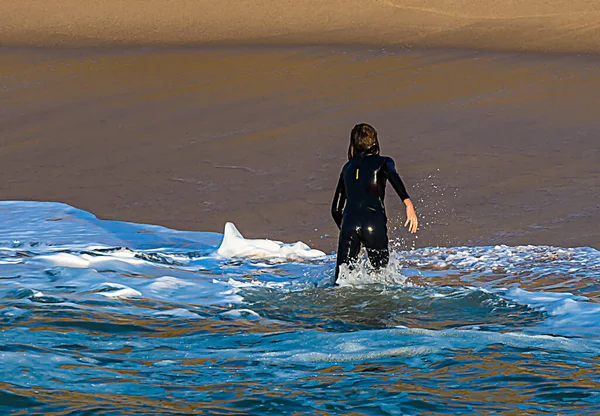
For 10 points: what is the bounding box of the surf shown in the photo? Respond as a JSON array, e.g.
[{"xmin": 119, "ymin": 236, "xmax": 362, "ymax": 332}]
[{"xmin": 1, "ymin": 201, "xmax": 599, "ymax": 414}]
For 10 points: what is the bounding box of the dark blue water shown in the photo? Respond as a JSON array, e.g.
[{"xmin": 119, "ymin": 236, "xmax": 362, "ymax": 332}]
[{"xmin": 1, "ymin": 202, "xmax": 599, "ymax": 415}]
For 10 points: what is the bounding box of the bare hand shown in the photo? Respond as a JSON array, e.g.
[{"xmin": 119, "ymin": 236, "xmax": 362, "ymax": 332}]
[{"xmin": 404, "ymin": 202, "xmax": 418, "ymax": 233}]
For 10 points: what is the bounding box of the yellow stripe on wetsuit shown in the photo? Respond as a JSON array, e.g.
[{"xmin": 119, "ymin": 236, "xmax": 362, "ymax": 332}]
[{"xmin": 356, "ymin": 168, "xmax": 359, "ymax": 180}]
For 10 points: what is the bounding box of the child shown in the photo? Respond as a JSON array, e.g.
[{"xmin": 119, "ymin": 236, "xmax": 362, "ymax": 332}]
[{"xmin": 331, "ymin": 123, "xmax": 418, "ymax": 283}]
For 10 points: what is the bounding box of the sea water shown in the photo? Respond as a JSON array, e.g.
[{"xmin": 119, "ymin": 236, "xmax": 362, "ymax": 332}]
[{"xmin": 0, "ymin": 201, "xmax": 599, "ymax": 414}]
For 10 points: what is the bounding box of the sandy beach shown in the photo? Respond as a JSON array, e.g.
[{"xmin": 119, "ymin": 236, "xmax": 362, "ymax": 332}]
[
  {"xmin": 2, "ymin": 0, "xmax": 600, "ymax": 54},
  {"xmin": 1, "ymin": 0, "xmax": 599, "ymax": 251}
]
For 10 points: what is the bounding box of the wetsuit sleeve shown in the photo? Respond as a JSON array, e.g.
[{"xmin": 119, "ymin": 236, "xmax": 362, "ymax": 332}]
[
  {"xmin": 331, "ymin": 172, "xmax": 346, "ymax": 229},
  {"xmin": 383, "ymin": 157, "xmax": 411, "ymax": 201}
]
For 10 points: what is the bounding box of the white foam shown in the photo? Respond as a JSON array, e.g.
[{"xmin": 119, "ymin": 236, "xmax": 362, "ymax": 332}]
[
  {"xmin": 335, "ymin": 257, "xmax": 410, "ymax": 287},
  {"xmin": 217, "ymin": 222, "xmax": 325, "ymax": 260},
  {"xmin": 153, "ymin": 360, "xmax": 178, "ymax": 366},
  {"xmin": 504, "ymin": 287, "xmax": 588, "ymax": 310},
  {"xmin": 260, "ymin": 325, "xmax": 599, "ymax": 366},
  {"xmin": 147, "ymin": 276, "xmax": 194, "ymax": 292},
  {"xmin": 37, "ymin": 251, "xmax": 147, "ymax": 269},
  {"xmin": 221, "ymin": 308, "xmax": 261, "ymax": 319},
  {"xmin": 153, "ymin": 308, "xmax": 201, "ymax": 319},
  {"xmin": 502, "ymin": 287, "xmax": 600, "ymax": 335},
  {"xmin": 290, "ymin": 346, "xmax": 439, "ymax": 362},
  {"xmin": 95, "ymin": 283, "xmax": 142, "ymax": 299},
  {"xmin": 216, "ymin": 288, "xmax": 245, "ymax": 304},
  {"xmin": 397, "ymin": 245, "xmax": 600, "ymax": 278},
  {"xmin": 37, "ymin": 253, "xmax": 91, "ymax": 268},
  {"xmin": 399, "ymin": 326, "xmax": 598, "ymax": 353}
]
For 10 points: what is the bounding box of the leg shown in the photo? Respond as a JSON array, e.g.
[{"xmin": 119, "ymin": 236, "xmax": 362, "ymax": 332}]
[
  {"xmin": 362, "ymin": 216, "xmax": 389, "ymax": 270},
  {"xmin": 366, "ymin": 247, "xmax": 389, "ymax": 269},
  {"xmin": 335, "ymin": 225, "xmax": 362, "ymax": 284}
]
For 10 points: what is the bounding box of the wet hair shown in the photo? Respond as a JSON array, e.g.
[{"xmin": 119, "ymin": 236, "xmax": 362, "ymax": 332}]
[{"xmin": 348, "ymin": 123, "xmax": 380, "ymax": 160}]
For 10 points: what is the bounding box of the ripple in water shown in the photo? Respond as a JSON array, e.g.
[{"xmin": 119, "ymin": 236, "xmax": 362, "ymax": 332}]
[{"xmin": 0, "ymin": 201, "xmax": 599, "ymax": 414}]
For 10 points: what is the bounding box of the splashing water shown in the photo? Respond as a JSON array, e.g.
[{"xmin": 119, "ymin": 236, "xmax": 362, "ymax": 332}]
[{"xmin": 0, "ymin": 201, "xmax": 599, "ymax": 414}]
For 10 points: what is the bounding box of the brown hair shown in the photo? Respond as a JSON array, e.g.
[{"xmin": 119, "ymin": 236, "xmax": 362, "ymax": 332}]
[{"xmin": 348, "ymin": 123, "xmax": 380, "ymax": 160}]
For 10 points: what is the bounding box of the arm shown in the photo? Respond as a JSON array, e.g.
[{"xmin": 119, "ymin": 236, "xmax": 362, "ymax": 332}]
[
  {"xmin": 383, "ymin": 158, "xmax": 418, "ymax": 233},
  {"xmin": 402, "ymin": 198, "xmax": 418, "ymax": 234},
  {"xmin": 331, "ymin": 172, "xmax": 346, "ymax": 229}
]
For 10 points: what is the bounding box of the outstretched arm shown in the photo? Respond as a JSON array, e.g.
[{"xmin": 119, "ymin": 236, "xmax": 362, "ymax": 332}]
[
  {"xmin": 402, "ymin": 198, "xmax": 418, "ymax": 234},
  {"xmin": 331, "ymin": 172, "xmax": 346, "ymax": 229},
  {"xmin": 384, "ymin": 158, "xmax": 418, "ymax": 233}
]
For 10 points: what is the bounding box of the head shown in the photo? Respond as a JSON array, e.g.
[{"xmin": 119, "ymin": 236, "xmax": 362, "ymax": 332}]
[{"xmin": 348, "ymin": 123, "xmax": 380, "ymax": 160}]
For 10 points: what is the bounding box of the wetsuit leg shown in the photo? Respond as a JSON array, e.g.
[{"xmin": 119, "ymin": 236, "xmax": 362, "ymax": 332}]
[
  {"xmin": 366, "ymin": 246, "xmax": 389, "ymax": 269},
  {"xmin": 335, "ymin": 223, "xmax": 362, "ymax": 283},
  {"xmin": 362, "ymin": 214, "xmax": 389, "ymax": 270}
]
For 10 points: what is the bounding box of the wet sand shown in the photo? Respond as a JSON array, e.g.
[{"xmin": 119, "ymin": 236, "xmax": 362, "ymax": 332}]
[{"xmin": 1, "ymin": 46, "xmax": 598, "ymax": 251}]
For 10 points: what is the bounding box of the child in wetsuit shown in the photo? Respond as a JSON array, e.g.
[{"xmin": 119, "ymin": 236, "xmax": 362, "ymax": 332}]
[{"xmin": 331, "ymin": 123, "xmax": 418, "ymax": 283}]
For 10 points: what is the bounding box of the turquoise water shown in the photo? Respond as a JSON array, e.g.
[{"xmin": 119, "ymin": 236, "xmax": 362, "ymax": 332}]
[{"xmin": 1, "ymin": 201, "xmax": 599, "ymax": 414}]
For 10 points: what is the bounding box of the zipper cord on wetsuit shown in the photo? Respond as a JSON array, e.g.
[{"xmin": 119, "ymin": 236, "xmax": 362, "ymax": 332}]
[{"xmin": 355, "ymin": 154, "xmax": 363, "ymax": 180}]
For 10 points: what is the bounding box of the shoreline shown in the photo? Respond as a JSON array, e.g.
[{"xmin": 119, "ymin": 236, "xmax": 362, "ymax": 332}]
[
  {"xmin": 3, "ymin": 38, "xmax": 600, "ymax": 58},
  {"xmin": 4, "ymin": 43, "xmax": 600, "ymax": 58}
]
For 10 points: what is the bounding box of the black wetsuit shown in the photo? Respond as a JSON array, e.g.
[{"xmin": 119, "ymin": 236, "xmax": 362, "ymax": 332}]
[{"xmin": 331, "ymin": 153, "xmax": 410, "ymax": 282}]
